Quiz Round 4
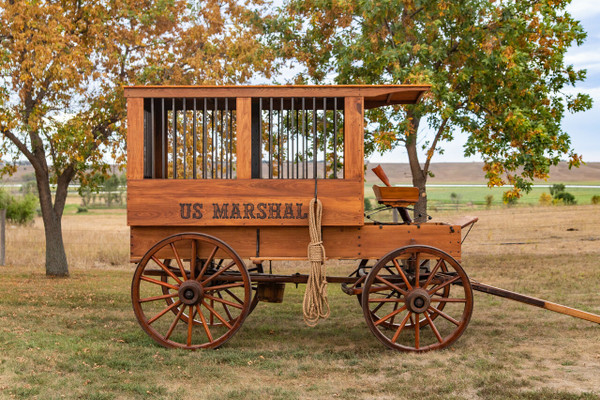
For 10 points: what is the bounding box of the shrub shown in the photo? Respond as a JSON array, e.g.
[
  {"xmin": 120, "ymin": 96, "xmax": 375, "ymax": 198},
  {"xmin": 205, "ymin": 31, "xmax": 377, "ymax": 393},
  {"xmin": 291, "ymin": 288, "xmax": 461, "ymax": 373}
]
[
  {"xmin": 364, "ymin": 197, "xmax": 372, "ymax": 211},
  {"xmin": 0, "ymin": 190, "xmax": 37, "ymax": 224},
  {"xmin": 555, "ymin": 191, "xmax": 576, "ymax": 205},
  {"xmin": 539, "ymin": 192, "xmax": 552, "ymax": 206},
  {"xmin": 485, "ymin": 195, "xmax": 494, "ymax": 209},
  {"xmin": 592, "ymin": 195, "xmax": 600, "ymax": 205},
  {"xmin": 550, "ymin": 183, "xmax": 566, "ymax": 197}
]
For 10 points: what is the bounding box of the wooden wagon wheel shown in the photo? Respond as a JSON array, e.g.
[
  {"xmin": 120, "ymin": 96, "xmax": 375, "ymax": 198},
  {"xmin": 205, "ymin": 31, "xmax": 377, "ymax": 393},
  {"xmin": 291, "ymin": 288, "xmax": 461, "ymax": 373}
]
[
  {"xmin": 355, "ymin": 259, "xmax": 451, "ymax": 329},
  {"xmin": 160, "ymin": 259, "xmax": 261, "ymax": 325},
  {"xmin": 132, "ymin": 233, "xmax": 251, "ymax": 349},
  {"xmin": 362, "ymin": 245, "xmax": 473, "ymax": 352}
]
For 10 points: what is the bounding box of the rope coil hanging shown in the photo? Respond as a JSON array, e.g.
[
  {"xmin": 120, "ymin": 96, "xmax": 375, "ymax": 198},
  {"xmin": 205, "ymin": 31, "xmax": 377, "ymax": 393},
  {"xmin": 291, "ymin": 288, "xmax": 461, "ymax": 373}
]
[{"xmin": 302, "ymin": 197, "xmax": 330, "ymax": 326}]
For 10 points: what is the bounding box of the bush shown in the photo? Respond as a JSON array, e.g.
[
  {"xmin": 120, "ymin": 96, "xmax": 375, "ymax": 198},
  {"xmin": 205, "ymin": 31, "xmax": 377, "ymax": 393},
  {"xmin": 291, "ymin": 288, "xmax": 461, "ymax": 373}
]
[
  {"xmin": 485, "ymin": 195, "xmax": 494, "ymax": 209},
  {"xmin": 549, "ymin": 183, "xmax": 565, "ymax": 197},
  {"xmin": 539, "ymin": 192, "xmax": 552, "ymax": 206},
  {"xmin": 592, "ymin": 195, "xmax": 600, "ymax": 205},
  {"xmin": 364, "ymin": 197, "xmax": 372, "ymax": 211},
  {"xmin": 555, "ymin": 191, "xmax": 576, "ymax": 205},
  {"xmin": 0, "ymin": 189, "xmax": 37, "ymax": 225}
]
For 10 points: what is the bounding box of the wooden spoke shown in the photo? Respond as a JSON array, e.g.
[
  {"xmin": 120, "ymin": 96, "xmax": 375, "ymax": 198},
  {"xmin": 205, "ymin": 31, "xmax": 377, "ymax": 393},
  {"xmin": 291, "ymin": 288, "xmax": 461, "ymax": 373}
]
[
  {"xmin": 427, "ymin": 275, "xmax": 460, "ymax": 295},
  {"xmin": 414, "ymin": 252, "xmax": 420, "ymax": 288},
  {"xmin": 139, "ymin": 293, "xmax": 179, "ymax": 303},
  {"xmin": 190, "ymin": 240, "xmax": 197, "ymax": 280},
  {"xmin": 423, "ymin": 258, "xmax": 445, "ymax": 288},
  {"xmin": 429, "ymin": 298, "xmax": 466, "ymax": 303},
  {"xmin": 151, "ymin": 256, "xmax": 183, "ymax": 284},
  {"xmin": 196, "ymin": 246, "xmax": 219, "ymax": 281},
  {"xmin": 427, "ymin": 306, "xmax": 460, "ymax": 326},
  {"xmin": 424, "ymin": 312, "xmax": 443, "ymax": 343},
  {"xmin": 375, "ymin": 275, "xmax": 408, "ymax": 296},
  {"xmin": 148, "ymin": 300, "xmax": 182, "ymax": 325},
  {"xmin": 170, "ymin": 243, "xmax": 188, "ymax": 281},
  {"xmin": 414, "ymin": 313, "xmax": 420, "ymax": 349},
  {"xmin": 392, "ymin": 259, "xmax": 412, "ymax": 290},
  {"xmin": 368, "ymin": 297, "xmax": 405, "ymax": 303},
  {"xmin": 371, "ymin": 291, "xmax": 399, "ymax": 314},
  {"xmin": 217, "ymin": 291, "xmax": 233, "ymax": 320},
  {"xmin": 200, "ymin": 260, "xmax": 236, "ymax": 286},
  {"xmin": 187, "ymin": 306, "xmax": 195, "ymax": 346},
  {"xmin": 140, "ymin": 276, "xmax": 179, "ymax": 291},
  {"xmin": 391, "ymin": 312, "xmax": 412, "ymax": 343},
  {"xmin": 165, "ymin": 305, "xmax": 186, "ymax": 340},
  {"xmin": 195, "ymin": 304, "xmax": 213, "ymax": 342},
  {"xmin": 374, "ymin": 305, "xmax": 407, "ymax": 326},
  {"xmin": 202, "ymin": 300, "xmax": 233, "ymax": 329},
  {"xmin": 204, "ymin": 294, "xmax": 244, "ymax": 310},
  {"xmin": 204, "ymin": 282, "xmax": 244, "ymax": 292},
  {"xmin": 224, "ymin": 289, "xmax": 244, "ymax": 305}
]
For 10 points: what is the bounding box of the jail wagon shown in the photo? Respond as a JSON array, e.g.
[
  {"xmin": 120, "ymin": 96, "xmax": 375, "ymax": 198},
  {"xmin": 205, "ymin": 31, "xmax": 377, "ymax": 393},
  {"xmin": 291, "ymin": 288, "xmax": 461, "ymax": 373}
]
[{"xmin": 124, "ymin": 85, "xmax": 600, "ymax": 352}]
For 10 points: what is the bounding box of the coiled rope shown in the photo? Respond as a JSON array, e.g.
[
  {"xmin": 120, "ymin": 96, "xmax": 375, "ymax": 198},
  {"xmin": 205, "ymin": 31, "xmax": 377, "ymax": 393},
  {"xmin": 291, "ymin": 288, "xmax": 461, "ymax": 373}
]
[{"xmin": 302, "ymin": 198, "xmax": 330, "ymax": 326}]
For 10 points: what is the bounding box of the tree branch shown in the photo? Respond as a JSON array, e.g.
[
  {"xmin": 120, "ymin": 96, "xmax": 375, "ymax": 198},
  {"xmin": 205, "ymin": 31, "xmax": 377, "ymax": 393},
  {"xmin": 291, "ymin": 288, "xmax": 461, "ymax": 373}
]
[
  {"xmin": 1, "ymin": 127, "xmax": 36, "ymax": 165},
  {"xmin": 54, "ymin": 164, "xmax": 76, "ymax": 218},
  {"xmin": 423, "ymin": 117, "xmax": 449, "ymax": 175}
]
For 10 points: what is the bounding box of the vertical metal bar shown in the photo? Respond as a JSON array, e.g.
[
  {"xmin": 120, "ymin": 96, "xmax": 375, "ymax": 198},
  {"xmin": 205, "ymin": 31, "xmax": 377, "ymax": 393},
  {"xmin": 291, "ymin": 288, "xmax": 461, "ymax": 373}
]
[
  {"xmin": 162, "ymin": 98, "xmax": 166, "ymax": 178},
  {"xmin": 302, "ymin": 97, "xmax": 306, "ymax": 179},
  {"xmin": 312, "ymin": 97, "xmax": 317, "ymax": 179},
  {"xmin": 258, "ymin": 98, "xmax": 263, "ymax": 179},
  {"xmin": 269, "ymin": 98, "xmax": 273, "ymax": 179},
  {"xmin": 287, "ymin": 100, "xmax": 291, "ymax": 179},
  {"xmin": 213, "ymin": 98, "xmax": 217, "ymax": 178},
  {"xmin": 203, "ymin": 98, "xmax": 207, "ymax": 179},
  {"xmin": 278, "ymin": 98, "xmax": 283, "ymax": 179},
  {"xmin": 193, "ymin": 98, "xmax": 197, "ymax": 179},
  {"xmin": 150, "ymin": 99, "xmax": 155, "ymax": 178},
  {"xmin": 173, "ymin": 98, "xmax": 177, "ymax": 179},
  {"xmin": 295, "ymin": 106, "xmax": 299, "ymax": 179},
  {"xmin": 291, "ymin": 98, "xmax": 295, "ymax": 179},
  {"xmin": 323, "ymin": 97, "xmax": 327, "ymax": 179},
  {"xmin": 225, "ymin": 98, "xmax": 230, "ymax": 179},
  {"xmin": 220, "ymin": 103, "xmax": 224, "ymax": 179},
  {"xmin": 183, "ymin": 98, "xmax": 187, "ymax": 179},
  {"xmin": 333, "ymin": 97, "xmax": 338, "ymax": 179}
]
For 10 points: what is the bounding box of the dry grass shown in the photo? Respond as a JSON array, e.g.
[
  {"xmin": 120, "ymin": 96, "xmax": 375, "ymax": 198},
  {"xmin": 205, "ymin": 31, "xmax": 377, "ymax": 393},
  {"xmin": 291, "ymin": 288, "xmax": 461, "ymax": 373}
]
[{"xmin": 1, "ymin": 205, "xmax": 599, "ymax": 399}]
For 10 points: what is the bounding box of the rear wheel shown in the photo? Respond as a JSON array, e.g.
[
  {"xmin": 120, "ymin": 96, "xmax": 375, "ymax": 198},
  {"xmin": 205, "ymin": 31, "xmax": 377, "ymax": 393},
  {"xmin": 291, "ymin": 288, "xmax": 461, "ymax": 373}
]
[{"xmin": 132, "ymin": 233, "xmax": 251, "ymax": 349}]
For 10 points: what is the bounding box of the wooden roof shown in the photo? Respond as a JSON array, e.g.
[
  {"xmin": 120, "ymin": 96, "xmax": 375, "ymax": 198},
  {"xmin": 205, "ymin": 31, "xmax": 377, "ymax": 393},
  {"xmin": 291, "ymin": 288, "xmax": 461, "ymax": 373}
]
[{"xmin": 123, "ymin": 85, "xmax": 430, "ymax": 108}]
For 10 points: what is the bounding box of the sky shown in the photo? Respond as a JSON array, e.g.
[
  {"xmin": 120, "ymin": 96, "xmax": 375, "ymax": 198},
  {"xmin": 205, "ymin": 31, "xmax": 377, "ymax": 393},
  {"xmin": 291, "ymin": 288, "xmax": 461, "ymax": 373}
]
[{"xmin": 370, "ymin": 0, "xmax": 600, "ymax": 164}]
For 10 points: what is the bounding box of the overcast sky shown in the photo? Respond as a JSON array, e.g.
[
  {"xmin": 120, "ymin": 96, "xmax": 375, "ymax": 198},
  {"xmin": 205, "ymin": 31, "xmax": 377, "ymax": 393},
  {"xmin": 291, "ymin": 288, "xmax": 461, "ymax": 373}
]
[{"xmin": 371, "ymin": 0, "xmax": 600, "ymax": 164}]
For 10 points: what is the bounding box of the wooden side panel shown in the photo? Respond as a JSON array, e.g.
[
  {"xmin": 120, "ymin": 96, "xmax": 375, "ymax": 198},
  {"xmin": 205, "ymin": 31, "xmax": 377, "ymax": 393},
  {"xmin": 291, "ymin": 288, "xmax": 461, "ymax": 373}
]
[
  {"xmin": 127, "ymin": 179, "xmax": 363, "ymax": 226},
  {"xmin": 127, "ymin": 98, "xmax": 144, "ymax": 180},
  {"xmin": 344, "ymin": 97, "xmax": 364, "ymax": 182},
  {"xmin": 236, "ymin": 98, "xmax": 252, "ymax": 179},
  {"xmin": 130, "ymin": 223, "xmax": 461, "ymax": 262}
]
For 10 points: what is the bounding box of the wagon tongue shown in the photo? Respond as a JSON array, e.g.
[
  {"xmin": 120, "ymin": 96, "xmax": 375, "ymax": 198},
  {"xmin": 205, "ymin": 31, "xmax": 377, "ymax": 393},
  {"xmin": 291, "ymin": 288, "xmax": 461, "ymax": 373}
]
[{"xmin": 469, "ymin": 281, "xmax": 600, "ymax": 324}]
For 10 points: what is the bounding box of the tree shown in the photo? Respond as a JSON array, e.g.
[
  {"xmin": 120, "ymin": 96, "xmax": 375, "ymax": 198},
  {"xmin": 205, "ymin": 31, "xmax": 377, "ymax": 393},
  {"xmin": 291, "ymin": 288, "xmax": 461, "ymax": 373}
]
[
  {"xmin": 0, "ymin": 0, "xmax": 273, "ymax": 276},
  {"xmin": 269, "ymin": 0, "xmax": 592, "ymax": 220}
]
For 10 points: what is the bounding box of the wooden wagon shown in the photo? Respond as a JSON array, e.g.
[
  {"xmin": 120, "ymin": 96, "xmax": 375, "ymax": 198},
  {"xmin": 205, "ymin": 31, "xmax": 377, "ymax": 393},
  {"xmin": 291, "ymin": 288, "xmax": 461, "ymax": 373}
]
[{"xmin": 124, "ymin": 85, "xmax": 599, "ymax": 352}]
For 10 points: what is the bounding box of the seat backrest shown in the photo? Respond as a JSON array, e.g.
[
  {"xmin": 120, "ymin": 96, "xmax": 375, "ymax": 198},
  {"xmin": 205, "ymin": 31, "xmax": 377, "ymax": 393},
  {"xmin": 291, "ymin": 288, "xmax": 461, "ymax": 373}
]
[{"xmin": 372, "ymin": 185, "xmax": 419, "ymax": 207}]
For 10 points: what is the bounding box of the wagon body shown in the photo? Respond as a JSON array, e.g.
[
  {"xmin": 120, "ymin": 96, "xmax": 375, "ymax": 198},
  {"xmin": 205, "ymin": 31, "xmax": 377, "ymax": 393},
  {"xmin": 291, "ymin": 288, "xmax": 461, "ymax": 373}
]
[{"xmin": 125, "ymin": 85, "xmax": 476, "ymax": 352}]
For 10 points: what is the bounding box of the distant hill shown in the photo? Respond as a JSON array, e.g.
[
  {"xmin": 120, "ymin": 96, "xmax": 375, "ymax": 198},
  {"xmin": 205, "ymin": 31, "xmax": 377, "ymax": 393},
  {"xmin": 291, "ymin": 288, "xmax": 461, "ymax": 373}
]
[
  {"xmin": 365, "ymin": 162, "xmax": 600, "ymax": 185},
  {"xmin": 2, "ymin": 161, "xmax": 599, "ymax": 185}
]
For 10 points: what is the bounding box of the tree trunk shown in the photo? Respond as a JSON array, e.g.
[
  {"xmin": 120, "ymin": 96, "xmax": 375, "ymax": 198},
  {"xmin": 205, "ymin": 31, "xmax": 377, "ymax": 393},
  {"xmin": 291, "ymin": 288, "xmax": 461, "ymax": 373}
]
[
  {"xmin": 35, "ymin": 166, "xmax": 69, "ymax": 277},
  {"xmin": 404, "ymin": 113, "xmax": 428, "ymax": 223}
]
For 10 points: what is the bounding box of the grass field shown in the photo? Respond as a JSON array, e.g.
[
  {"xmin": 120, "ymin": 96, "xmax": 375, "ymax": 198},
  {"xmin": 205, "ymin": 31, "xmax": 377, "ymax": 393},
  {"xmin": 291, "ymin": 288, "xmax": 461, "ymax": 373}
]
[{"xmin": 1, "ymin": 205, "xmax": 600, "ymax": 399}]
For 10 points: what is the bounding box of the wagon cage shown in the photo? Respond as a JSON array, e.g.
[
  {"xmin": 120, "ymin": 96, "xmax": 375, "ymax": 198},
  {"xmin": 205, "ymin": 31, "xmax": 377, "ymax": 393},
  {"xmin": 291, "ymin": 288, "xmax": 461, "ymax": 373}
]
[{"xmin": 124, "ymin": 85, "xmax": 600, "ymax": 352}]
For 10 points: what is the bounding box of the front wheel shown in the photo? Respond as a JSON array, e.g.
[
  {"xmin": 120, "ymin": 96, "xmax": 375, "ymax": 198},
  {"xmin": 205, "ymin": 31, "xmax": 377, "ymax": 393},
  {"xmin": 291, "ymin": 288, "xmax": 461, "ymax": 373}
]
[{"xmin": 362, "ymin": 245, "xmax": 473, "ymax": 352}]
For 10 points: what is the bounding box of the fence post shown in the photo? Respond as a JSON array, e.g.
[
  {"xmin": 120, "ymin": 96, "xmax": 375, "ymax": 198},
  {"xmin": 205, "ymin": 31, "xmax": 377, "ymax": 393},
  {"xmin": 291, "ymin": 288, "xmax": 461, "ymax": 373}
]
[{"xmin": 0, "ymin": 209, "xmax": 5, "ymax": 266}]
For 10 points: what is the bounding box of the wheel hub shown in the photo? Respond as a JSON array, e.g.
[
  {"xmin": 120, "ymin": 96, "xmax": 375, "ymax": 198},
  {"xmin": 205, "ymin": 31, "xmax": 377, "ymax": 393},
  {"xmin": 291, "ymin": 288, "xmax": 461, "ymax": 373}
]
[
  {"xmin": 405, "ymin": 288, "xmax": 431, "ymax": 313},
  {"xmin": 178, "ymin": 280, "xmax": 204, "ymax": 306}
]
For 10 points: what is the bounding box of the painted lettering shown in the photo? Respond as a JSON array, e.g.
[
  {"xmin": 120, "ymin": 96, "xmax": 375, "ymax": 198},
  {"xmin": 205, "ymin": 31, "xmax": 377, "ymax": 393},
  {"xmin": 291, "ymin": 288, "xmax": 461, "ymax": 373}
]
[
  {"xmin": 268, "ymin": 203, "xmax": 281, "ymax": 219},
  {"xmin": 283, "ymin": 203, "xmax": 294, "ymax": 219},
  {"xmin": 257, "ymin": 203, "xmax": 267, "ymax": 219},
  {"xmin": 180, "ymin": 203, "xmax": 192, "ymax": 219},
  {"xmin": 192, "ymin": 203, "xmax": 203, "ymax": 219},
  {"xmin": 243, "ymin": 203, "xmax": 255, "ymax": 219},
  {"xmin": 213, "ymin": 203, "xmax": 229, "ymax": 219},
  {"xmin": 296, "ymin": 203, "xmax": 307, "ymax": 219},
  {"xmin": 230, "ymin": 203, "xmax": 241, "ymax": 219}
]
